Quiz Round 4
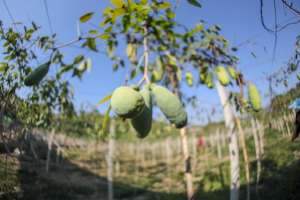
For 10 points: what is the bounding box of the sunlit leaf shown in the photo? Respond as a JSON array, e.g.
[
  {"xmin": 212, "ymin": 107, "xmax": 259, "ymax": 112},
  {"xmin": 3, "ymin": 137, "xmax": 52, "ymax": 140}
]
[
  {"xmin": 167, "ymin": 54, "xmax": 177, "ymax": 66},
  {"xmin": 185, "ymin": 72, "xmax": 193, "ymax": 87},
  {"xmin": 89, "ymin": 29, "xmax": 99, "ymax": 35},
  {"xmin": 100, "ymin": 105, "xmax": 112, "ymax": 137},
  {"xmin": 126, "ymin": 43, "xmax": 137, "ymax": 62},
  {"xmin": 114, "ymin": 8, "xmax": 126, "ymax": 17},
  {"xmin": 79, "ymin": 12, "xmax": 94, "ymax": 23},
  {"xmin": 111, "ymin": 0, "xmax": 124, "ymax": 8},
  {"xmin": 99, "ymin": 33, "xmax": 110, "ymax": 40},
  {"xmin": 97, "ymin": 94, "xmax": 112, "ymax": 106},
  {"xmin": 157, "ymin": 2, "xmax": 171, "ymax": 10},
  {"xmin": 73, "ymin": 55, "xmax": 85, "ymax": 64}
]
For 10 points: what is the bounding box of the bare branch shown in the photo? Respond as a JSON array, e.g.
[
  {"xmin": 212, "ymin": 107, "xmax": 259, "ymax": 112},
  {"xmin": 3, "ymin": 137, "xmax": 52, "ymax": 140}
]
[{"xmin": 281, "ymin": 0, "xmax": 300, "ymax": 16}]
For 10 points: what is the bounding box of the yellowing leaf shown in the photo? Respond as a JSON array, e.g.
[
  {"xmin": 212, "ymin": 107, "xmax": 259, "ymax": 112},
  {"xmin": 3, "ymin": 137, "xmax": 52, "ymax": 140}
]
[
  {"xmin": 126, "ymin": 43, "xmax": 136, "ymax": 62},
  {"xmin": 79, "ymin": 12, "xmax": 94, "ymax": 23},
  {"xmin": 111, "ymin": 0, "xmax": 124, "ymax": 8},
  {"xmin": 97, "ymin": 94, "xmax": 112, "ymax": 106},
  {"xmin": 167, "ymin": 54, "xmax": 177, "ymax": 66}
]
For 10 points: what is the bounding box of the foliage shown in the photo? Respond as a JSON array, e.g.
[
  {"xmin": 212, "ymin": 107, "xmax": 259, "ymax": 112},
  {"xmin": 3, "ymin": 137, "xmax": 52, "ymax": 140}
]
[
  {"xmin": 77, "ymin": 0, "xmax": 262, "ymax": 135},
  {"xmin": 0, "ymin": 21, "xmax": 90, "ymax": 133}
]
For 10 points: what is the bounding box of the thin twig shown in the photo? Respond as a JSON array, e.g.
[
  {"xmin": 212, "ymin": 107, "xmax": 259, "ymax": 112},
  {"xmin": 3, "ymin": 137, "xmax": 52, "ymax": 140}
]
[{"xmin": 53, "ymin": 37, "xmax": 82, "ymax": 49}]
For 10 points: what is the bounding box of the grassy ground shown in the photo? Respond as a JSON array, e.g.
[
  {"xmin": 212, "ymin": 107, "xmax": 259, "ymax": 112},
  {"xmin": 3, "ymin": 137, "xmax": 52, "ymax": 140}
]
[{"xmin": 1, "ymin": 125, "xmax": 300, "ymax": 200}]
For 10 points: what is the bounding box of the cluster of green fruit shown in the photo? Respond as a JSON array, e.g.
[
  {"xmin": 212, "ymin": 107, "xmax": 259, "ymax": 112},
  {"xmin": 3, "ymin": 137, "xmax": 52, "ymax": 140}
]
[
  {"xmin": 199, "ymin": 66, "xmax": 235, "ymax": 88},
  {"xmin": 110, "ymin": 84, "xmax": 187, "ymax": 138},
  {"xmin": 200, "ymin": 65, "xmax": 262, "ymax": 112}
]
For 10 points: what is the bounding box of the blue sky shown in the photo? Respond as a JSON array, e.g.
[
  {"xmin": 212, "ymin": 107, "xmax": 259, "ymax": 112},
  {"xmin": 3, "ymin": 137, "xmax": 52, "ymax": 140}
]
[{"xmin": 0, "ymin": 0, "xmax": 299, "ymax": 124}]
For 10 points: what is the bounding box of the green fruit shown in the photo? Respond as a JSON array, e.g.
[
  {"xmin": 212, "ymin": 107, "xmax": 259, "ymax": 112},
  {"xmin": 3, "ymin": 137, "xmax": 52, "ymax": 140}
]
[
  {"xmin": 24, "ymin": 62, "xmax": 50, "ymax": 86},
  {"xmin": 131, "ymin": 85, "xmax": 152, "ymax": 138},
  {"xmin": 151, "ymin": 84, "xmax": 187, "ymax": 128},
  {"xmin": 248, "ymin": 83, "xmax": 261, "ymax": 111},
  {"xmin": 111, "ymin": 86, "xmax": 145, "ymax": 118},
  {"xmin": 228, "ymin": 67, "xmax": 237, "ymax": 80},
  {"xmin": 215, "ymin": 66, "xmax": 230, "ymax": 86}
]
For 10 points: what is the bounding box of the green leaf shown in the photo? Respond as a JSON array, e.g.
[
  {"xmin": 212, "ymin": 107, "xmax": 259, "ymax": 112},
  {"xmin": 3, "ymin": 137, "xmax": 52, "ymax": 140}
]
[
  {"xmin": 167, "ymin": 54, "xmax": 177, "ymax": 66},
  {"xmin": 73, "ymin": 55, "xmax": 85, "ymax": 64},
  {"xmin": 111, "ymin": 0, "xmax": 124, "ymax": 8},
  {"xmin": 97, "ymin": 94, "xmax": 112, "ymax": 106},
  {"xmin": 89, "ymin": 29, "xmax": 99, "ymax": 35},
  {"xmin": 157, "ymin": 2, "xmax": 171, "ymax": 10},
  {"xmin": 78, "ymin": 58, "xmax": 92, "ymax": 72},
  {"xmin": 185, "ymin": 72, "xmax": 193, "ymax": 87},
  {"xmin": 100, "ymin": 105, "xmax": 112, "ymax": 138},
  {"xmin": 0, "ymin": 62, "xmax": 8, "ymax": 73},
  {"xmin": 187, "ymin": 0, "xmax": 202, "ymax": 8},
  {"xmin": 98, "ymin": 33, "xmax": 110, "ymax": 40},
  {"xmin": 58, "ymin": 65, "xmax": 73, "ymax": 79},
  {"xmin": 79, "ymin": 12, "xmax": 94, "ymax": 23},
  {"xmin": 86, "ymin": 37, "xmax": 98, "ymax": 52},
  {"xmin": 130, "ymin": 68, "xmax": 137, "ymax": 79}
]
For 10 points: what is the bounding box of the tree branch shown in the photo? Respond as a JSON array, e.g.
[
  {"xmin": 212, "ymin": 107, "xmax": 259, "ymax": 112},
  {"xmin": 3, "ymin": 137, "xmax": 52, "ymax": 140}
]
[
  {"xmin": 143, "ymin": 26, "xmax": 150, "ymax": 84},
  {"xmin": 259, "ymin": 0, "xmax": 275, "ymax": 32},
  {"xmin": 281, "ymin": 0, "xmax": 300, "ymax": 16}
]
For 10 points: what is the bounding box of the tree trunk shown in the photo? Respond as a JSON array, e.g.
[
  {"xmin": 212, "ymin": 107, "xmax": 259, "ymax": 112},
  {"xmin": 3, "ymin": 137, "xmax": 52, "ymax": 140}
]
[
  {"xmin": 255, "ymin": 119, "xmax": 264, "ymax": 155},
  {"xmin": 46, "ymin": 129, "xmax": 55, "ymax": 173},
  {"xmin": 173, "ymin": 88, "xmax": 194, "ymax": 200},
  {"xmin": 235, "ymin": 117, "xmax": 251, "ymax": 200},
  {"xmin": 216, "ymin": 81, "xmax": 240, "ymax": 200},
  {"xmin": 180, "ymin": 127, "xmax": 194, "ymax": 200},
  {"xmin": 216, "ymin": 129, "xmax": 223, "ymax": 161},
  {"xmin": 251, "ymin": 118, "xmax": 261, "ymax": 188},
  {"xmin": 107, "ymin": 119, "xmax": 115, "ymax": 200}
]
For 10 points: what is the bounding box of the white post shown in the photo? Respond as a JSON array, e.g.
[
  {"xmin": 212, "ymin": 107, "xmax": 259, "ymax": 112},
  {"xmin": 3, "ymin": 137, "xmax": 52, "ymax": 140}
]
[
  {"xmin": 216, "ymin": 81, "xmax": 240, "ymax": 200},
  {"xmin": 46, "ymin": 129, "xmax": 55, "ymax": 173},
  {"xmin": 107, "ymin": 119, "xmax": 115, "ymax": 200}
]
